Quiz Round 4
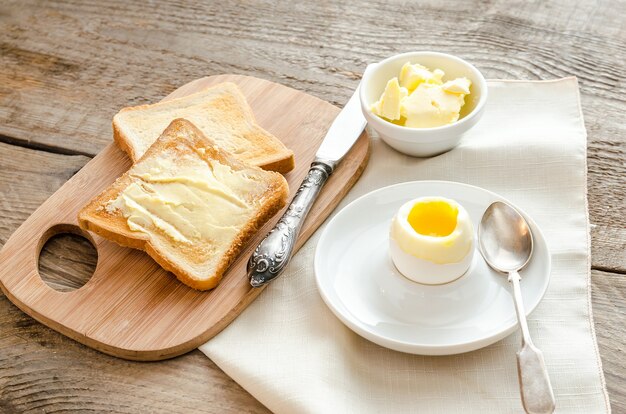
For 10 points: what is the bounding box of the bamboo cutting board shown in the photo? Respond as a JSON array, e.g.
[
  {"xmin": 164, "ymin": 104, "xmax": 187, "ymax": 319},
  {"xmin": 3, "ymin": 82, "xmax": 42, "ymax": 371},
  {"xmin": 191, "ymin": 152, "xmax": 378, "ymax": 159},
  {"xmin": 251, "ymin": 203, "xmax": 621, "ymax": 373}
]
[{"xmin": 0, "ymin": 75, "xmax": 369, "ymax": 361}]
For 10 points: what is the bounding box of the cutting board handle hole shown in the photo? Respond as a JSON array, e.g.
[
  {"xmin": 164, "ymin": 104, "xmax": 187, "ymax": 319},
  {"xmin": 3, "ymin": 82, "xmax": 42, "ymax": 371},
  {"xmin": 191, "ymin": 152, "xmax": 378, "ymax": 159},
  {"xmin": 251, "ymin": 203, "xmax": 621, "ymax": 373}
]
[{"xmin": 37, "ymin": 224, "xmax": 98, "ymax": 292}]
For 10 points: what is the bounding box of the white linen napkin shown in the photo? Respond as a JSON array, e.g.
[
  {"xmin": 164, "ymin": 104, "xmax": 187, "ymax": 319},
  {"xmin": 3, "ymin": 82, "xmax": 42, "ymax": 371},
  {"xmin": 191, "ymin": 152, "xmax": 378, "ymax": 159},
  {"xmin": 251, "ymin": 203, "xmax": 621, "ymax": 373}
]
[{"xmin": 199, "ymin": 78, "xmax": 610, "ymax": 413}]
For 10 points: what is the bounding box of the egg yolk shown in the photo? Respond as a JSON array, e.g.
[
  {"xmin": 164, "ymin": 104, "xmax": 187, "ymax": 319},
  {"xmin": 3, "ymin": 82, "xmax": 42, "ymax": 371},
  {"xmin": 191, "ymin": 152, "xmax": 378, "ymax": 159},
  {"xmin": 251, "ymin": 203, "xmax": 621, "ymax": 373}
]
[{"xmin": 407, "ymin": 200, "xmax": 458, "ymax": 237}]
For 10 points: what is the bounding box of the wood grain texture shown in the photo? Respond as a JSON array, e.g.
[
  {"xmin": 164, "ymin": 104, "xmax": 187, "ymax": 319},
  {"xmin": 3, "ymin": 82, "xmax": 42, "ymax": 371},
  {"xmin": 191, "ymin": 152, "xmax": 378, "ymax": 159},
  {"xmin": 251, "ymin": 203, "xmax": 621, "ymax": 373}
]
[
  {"xmin": 591, "ymin": 270, "xmax": 626, "ymax": 414},
  {"xmin": 0, "ymin": 0, "xmax": 623, "ymax": 272},
  {"xmin": 0, "ymin": 0, "xmax": 623, "ymax": 411},
  {"xmin": 0, "ymin": 74, "xmax": 369, "ymax": 361},
  {"xmin": 0, "ymin": 297, "xmax": 270, "ymax": 414},
  {"xmin": 38, "ymin": 233, "xmax": 98, "ymax": 292}
]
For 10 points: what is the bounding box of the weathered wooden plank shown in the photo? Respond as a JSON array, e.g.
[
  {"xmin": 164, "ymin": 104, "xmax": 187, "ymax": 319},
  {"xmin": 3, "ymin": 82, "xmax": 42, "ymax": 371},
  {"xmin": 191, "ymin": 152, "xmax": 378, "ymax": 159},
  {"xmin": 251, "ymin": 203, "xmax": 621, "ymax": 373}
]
[
  {"xmin": 591, "ymin": 270, "xmax": 626, "ymax": 413},
  {"xmin": 0, "ymin": 142, "xmax": 269, "ymax": 413},
  {"xmin": 0, "ymin": 0, "xmax": 624, "ymax": 271},
  {"xmin": 588, "ymin": 133, "xmax": 626, "ymax": 272},
  {"xmin": 0, "ymin": 295, "xmax": 270, "ymax": 413},
  {"xmin": 0, "ymin": 0, "xmax": 623, "ymax": 150}
]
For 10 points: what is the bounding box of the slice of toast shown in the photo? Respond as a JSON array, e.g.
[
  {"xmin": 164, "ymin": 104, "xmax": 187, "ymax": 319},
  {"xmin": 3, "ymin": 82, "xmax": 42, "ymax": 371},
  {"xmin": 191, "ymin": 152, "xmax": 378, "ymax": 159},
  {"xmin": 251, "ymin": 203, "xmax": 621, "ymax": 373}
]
[
  {"xmin": 113, "ymin": 82, "xmax": 295, "ymax": 174},
  {"xmin": 79, "ymin": 119, "xmax": 289, "ymax": 290}
]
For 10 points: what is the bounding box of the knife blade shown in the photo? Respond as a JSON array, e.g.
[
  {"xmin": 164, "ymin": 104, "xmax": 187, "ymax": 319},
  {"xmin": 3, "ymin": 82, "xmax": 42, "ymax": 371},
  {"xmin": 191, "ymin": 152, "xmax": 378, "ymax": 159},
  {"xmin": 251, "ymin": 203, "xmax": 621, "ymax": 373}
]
[{"xmin": 248, "ymin": 85, "xmax": 367, "ymax": 287}]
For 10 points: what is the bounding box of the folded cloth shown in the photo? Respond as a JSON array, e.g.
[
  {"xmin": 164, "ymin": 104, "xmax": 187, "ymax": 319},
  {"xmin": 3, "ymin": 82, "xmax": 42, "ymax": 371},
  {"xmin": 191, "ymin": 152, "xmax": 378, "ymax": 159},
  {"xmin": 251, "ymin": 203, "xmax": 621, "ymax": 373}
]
[{"xmin": 200, "ymin": 78, "xmax": 610, "ymax": 413}]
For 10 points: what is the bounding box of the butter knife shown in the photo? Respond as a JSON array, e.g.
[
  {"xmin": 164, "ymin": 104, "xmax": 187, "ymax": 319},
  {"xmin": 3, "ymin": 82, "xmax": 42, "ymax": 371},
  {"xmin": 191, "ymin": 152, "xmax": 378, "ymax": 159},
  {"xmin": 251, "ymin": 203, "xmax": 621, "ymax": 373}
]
[{"xmin": 248, "ymin": 85, "xmax": 367, "ymax": 287}]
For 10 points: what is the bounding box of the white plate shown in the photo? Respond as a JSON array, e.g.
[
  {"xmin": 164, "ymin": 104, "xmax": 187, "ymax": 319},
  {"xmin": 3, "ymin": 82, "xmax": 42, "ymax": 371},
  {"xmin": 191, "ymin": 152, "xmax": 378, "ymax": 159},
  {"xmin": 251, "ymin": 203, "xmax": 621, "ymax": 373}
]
[{"xmin": 314, "ymin": 181, "xmax": 550, "ymax": 355}]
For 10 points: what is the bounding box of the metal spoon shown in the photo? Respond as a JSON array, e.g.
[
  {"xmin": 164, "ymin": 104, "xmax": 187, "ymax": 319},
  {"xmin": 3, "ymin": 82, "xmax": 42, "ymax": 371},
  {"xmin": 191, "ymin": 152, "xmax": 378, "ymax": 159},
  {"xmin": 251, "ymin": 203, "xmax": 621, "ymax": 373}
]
[{"xmin": 478, "ymin": 201, "xmax": 555, "ymax": 414}]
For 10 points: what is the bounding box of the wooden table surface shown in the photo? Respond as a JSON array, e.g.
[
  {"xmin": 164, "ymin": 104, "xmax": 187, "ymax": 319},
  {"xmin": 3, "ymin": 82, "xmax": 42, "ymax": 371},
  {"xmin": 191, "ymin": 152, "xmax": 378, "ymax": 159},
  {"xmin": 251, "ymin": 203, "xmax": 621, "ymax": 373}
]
[{"xmin": 0, "ymin": 0, "xmax": 624, "ymax": 412}]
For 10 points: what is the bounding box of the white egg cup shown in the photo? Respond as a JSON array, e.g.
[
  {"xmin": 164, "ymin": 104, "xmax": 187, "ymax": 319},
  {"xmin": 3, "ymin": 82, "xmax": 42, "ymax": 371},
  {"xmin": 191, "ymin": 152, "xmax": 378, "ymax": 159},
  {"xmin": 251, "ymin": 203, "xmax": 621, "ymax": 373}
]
[
  {"xmin": 360, "ymin": 51, "xmax": 488, "ymax": 157},
  {"xmin": 389, "ymin": 238, "xmax": 474, "ymax": 285}
]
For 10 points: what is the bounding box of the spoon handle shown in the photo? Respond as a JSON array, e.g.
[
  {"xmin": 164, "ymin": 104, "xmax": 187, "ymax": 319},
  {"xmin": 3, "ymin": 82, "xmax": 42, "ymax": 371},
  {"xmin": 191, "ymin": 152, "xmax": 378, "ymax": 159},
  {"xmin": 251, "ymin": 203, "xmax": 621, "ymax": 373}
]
[{"xmin": 509, "ymin": 271, "xmax": 556, "ymax": 414}]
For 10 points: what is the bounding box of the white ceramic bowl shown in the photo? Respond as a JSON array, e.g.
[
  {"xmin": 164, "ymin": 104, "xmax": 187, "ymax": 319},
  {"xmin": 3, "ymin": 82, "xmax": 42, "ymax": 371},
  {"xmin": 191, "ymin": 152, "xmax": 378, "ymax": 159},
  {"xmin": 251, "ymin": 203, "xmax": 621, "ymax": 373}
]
[{"xmin": 360, "ymin": 52, "xmax": 488, "ymax": 157}]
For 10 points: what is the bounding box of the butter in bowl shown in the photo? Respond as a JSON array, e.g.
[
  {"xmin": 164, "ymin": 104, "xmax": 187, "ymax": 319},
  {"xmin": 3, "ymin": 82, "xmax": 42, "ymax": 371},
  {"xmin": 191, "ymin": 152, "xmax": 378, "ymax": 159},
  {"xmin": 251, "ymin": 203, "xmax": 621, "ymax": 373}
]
[{"xmin": 360, "ymin": 51, "xmax": 488, "ymax": 157}]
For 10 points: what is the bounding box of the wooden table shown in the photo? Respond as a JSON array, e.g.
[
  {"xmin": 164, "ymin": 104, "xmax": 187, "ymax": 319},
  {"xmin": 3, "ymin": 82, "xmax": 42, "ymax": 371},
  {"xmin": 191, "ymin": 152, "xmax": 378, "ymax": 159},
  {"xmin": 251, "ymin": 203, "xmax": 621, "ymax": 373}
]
[{"xmin": 0, "ymin": 1, "xmax": 623, "ymax": 412}]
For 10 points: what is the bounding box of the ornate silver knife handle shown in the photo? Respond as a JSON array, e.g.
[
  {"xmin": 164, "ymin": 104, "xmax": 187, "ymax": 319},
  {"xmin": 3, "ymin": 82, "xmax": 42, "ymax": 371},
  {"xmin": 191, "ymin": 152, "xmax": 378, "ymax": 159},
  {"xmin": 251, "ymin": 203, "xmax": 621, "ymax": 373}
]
[{"xmin": 248, "ymin": 158, "xmax": 335, "ymax": 287}]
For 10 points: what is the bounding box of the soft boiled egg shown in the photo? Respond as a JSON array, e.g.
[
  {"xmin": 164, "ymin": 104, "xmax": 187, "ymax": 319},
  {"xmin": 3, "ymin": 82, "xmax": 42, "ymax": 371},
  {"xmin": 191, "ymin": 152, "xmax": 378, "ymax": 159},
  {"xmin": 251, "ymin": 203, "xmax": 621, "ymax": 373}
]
[{"xmin": 389, "ymin": 196, "xmax": 474, "ymax": 284}]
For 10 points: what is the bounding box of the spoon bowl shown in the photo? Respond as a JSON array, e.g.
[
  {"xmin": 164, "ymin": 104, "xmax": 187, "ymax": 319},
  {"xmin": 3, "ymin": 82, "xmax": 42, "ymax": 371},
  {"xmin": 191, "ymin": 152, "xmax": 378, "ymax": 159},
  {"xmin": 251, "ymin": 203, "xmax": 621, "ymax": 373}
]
[{"xmin": 478, "ymin": 201, "xmax": 534, "ymax": 274}]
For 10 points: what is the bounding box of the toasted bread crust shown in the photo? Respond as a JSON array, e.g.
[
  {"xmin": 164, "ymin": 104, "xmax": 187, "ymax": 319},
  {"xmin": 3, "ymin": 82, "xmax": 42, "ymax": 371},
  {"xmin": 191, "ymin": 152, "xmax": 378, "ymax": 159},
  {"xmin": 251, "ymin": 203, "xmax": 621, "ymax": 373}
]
[
  {"xmin": 112, "ymin": 119, "xmax": 140, "ymax": 162},
  {"xmin": 112, "ymin": 82, "xmax": 295, "ymax": 174},
  {"xmin": 79, "ymin": 119, "xmax": 289, "ymax": 291}
]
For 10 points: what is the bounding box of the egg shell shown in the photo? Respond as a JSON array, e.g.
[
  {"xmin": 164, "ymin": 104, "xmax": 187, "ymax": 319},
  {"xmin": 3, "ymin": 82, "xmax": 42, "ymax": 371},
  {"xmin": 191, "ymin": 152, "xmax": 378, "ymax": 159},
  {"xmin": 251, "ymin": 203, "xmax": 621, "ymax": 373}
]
[{"xmin": 389, "ymin": 196, "xmax": 475, "ymax": 285}]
